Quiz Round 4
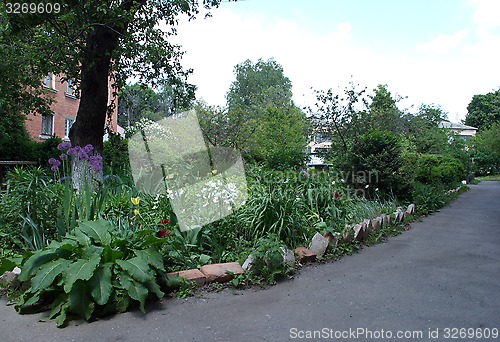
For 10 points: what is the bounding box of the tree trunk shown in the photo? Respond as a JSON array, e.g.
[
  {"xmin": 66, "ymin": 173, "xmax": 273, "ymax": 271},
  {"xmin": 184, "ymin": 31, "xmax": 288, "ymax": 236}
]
[
  {"xmin": 69, "ymin": 25, "xmax": 120, "ymax": 154},
  {"xmin": 68, "ymin": 25, "xmax": 121, "ymax": 189}
]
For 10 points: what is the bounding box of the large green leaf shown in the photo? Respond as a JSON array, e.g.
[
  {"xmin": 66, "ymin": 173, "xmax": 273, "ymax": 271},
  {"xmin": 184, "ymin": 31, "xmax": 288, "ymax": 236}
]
[
  {"xmin": 145, "ymin": 279, "xmax": 164, "ymax": 299},
  {"xmin": 120, "ymin": 275, "xmax": 148, "ymax": 313},
  {"xmin": 90, "ymin": 264, "xmax": 113, "ymax": 305},
  {"xmin": 31, "ymin": 259, "xmax": 71, "ymax": 292},
  {"xmin": 77, "ymin": 219, "xmax": 112, "ymax": 246},
  {"xmin": 133, "ymin": 248, "xmax": 165, "ymax": 272},
  {"xmin": 63, "ymin": 254, "xmax": 101, "ymax": 293},
  {"xmin": 19, "ymin": 250, "xmax": 59, "ymax": 282},
  {"xmin": 116, "ymin": 257, "xmax": 154, "ymax": 283},
  {"xmin": 68, "ymin": 280, "xmax": 95, "ymax": 321},
  {"xmin": 102, "ymin": 245, "xmax": 123, "ymax": 263}
]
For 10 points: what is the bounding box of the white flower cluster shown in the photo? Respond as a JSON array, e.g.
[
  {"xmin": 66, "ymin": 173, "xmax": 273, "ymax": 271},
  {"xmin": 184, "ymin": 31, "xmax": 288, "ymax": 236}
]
[
  {"xmin": 194, "ymin": 179, "xmax": 241, "ymax": 210},
  {"xmin": 126, "ymin": 118, "xmax": 174, "ymax": 141}
]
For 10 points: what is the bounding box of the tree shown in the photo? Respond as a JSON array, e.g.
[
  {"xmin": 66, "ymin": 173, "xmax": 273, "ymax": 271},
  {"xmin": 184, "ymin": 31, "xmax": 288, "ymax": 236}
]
[
  {"xmin": 404, "ymin": 104, "xmax": 449, "ymax": 154},
  {"xmin": 247, "ymin": 105, "xmax": 308, "ymax": 169},
  {"xmin": 226, "ymin": 58, "xmax": 293, "ymax": 119},
  {"xmin": 366, "ymin": 84, "xmax": 404, "ymax": 134},
  {"xmin": 4, "ymin": 0, "xmax": 222, "ymax": 156},
  {"xmin": 309, "ymin": 81, "xmax": 368, "ymax": 159},
  {"xmin": 469, "ymin": 122, "xmax": 500, "ymax": 175},
  {"xmin": 464, "ymin": 89, "xmax": 500, "ymax": 130},
  {"xmin": 118, "ymin": 83, "xmax": 194, "ymax": 128}
]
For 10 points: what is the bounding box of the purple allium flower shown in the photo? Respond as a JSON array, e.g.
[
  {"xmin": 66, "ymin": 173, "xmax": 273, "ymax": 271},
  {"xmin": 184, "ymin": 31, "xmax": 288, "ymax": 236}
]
[
  {"xmin": 67, "ymin": 147, "xmax": 77, "ymax": 157},
  {"xmin": 48, "ymin": 158, "xmax": 59, "ymax": 166},
  {"xmin": 50, "ymin": 165, "xmax": 59, "ymax": 172},
  {"xmin": 57, "ymin": 141, "xmax": 72, "ymax": 151},
  {"xmin": 78, "ymin": 149, "xmax": 89, "ymax": 161},
  {"xmin": 59, "ymin": 153, "xmax": 68, "ymax": 160},
  {"xmin": 83, "ymin": 144, "xmax": 94, "ymax": 153},
  {"xmin": 89, "ymin": 155, "xmax": 103, "ymax": 172}
]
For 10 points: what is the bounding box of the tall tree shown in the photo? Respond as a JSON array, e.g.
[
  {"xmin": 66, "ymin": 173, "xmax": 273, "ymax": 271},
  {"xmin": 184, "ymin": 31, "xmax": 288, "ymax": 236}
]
[
  {"xmin": 118, "ymin": 82, "xmax": 194, "ymax": 128},
  {"xmin": 366, "ymin": 84, "xmax": 404, "ymax": 134},
  {"xmin": 226, "ymin": 58, "xmax": 293, "ymax": 119},
  {"xmin": 464, "ymin": 89, "xmax": 500, "ymax": 130},
  {"xmin": 3, "ymin": 0, "xmax": 222, "ymax": 155}
]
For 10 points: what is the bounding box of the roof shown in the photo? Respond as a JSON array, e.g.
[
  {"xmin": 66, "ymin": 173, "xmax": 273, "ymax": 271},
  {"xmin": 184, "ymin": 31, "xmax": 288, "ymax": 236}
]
[{"xmin": 439, "ymin": 121, "xmax": 478, "ymax": 131}]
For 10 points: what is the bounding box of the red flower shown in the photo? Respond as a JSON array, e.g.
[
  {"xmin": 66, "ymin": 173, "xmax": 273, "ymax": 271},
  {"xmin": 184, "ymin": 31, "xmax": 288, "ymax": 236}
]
[
  {"xmin": 156, "ymin": 228, "xmax": 169, "ymax": 238},
  {"xmin": 160, "ymin": 218, "xmax": 170, "ymax": 225},
  {"xmin": 333, "ymin": 191, "xmax": 341, "ymax": 199}
]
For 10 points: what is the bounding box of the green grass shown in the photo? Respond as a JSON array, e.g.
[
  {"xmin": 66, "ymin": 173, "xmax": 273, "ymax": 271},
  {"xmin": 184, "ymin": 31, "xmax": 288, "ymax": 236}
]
[{"xmin": 476, "ymin": 174, "xmax": 500, "ymax": 181}]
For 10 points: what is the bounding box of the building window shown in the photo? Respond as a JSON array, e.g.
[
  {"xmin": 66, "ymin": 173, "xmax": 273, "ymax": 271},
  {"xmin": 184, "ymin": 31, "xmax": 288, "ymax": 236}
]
[
  {"xmin": 41, "ymin": 114, "xmax": 54, "ymax": 136},
  {"xmin": 66, "ymin": 79, "xmax": 76, "ymax": 97},
  {"xmin": 64, "ymin": 118, "xmax": 75, "ymax": 139},
  {"xmin": 42, "ymin": 73, "xmax": 56, "ymax": 90}
]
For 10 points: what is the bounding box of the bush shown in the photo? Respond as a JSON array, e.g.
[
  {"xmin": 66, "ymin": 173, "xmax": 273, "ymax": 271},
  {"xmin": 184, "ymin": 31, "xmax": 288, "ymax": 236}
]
[
  {"xmin": 15, "ymin": 219, "xmax": 168, "ymax": 327},
  {"xmin": 348, "ymin": 130, "xmax": 407, "ymax": 198},
  {"xmin": 414, "ymin": 154, "xmax": 465, "ymax": 185},
  {"xmin": 103, "ymin": 132, "xmax": 131, "ymax": 177}
]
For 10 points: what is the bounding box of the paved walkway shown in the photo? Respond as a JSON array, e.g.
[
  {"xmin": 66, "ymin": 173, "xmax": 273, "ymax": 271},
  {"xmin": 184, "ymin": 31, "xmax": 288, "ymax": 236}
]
[{"xmin": 1, "ymin": 182, "xmax": 499, "ymax": 342}]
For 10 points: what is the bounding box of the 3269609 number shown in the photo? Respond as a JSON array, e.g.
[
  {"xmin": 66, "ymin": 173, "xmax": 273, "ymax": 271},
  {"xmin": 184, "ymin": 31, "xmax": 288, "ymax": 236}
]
[{"xmin": 5, "ymin": 2, "xmax": 61, "ymax": 14}]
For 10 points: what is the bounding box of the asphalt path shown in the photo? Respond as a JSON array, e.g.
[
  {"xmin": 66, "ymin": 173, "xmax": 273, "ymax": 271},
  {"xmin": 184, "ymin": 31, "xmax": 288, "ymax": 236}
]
[{"xmin": 1, "ymin": 181, "xmax": 499, "ymax": 342}]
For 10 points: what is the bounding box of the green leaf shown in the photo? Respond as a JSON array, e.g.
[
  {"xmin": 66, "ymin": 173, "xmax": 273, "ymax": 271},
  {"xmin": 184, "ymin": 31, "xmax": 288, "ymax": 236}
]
[
  {"xmin": 116, "ymin": 257, "xmax": 154, "ymax": 283},
  {"xmin": 102, "ymin": 245, "xmax": 123, "ymax": 263},
  {"xmin": 133, "ymin": 248, "xmax": 165, "ymax": 271},
  {"xmin": 68, "ymin": 280, "xmax": 94, "ymax": 321},
  {"xmin": 90, "ymin": 264, "xmax": 113, "ymax": 305},
  {"xmin": 49, "ymin": 293, "xmax": 68, "ymax": 319},
  {"xmin": 122, "ymin": 277, "xmax": 148, "ymax": 313},
  {"xmin": 0, "ymin": 258, "xmax": 17, "ymax": 275},
  {"xmin": 145, "ymin": 279, "xmax": 164, "ymax": 299},
  {"xmin": 63, "ymin": 254, "xmax": 101, "ymax": 293},
  {"xmin": 77, "ymin": 219, "xmax": 112, "ymax": 246},
  {"xmin": 31, "ymin": 259, "xmax": 71, "ymax": 292},
  {"xmin": 19, "ymin": 250, "xmax": 59, "ymax": 281},
  {"xmin": 55, "ymin": 303, "xmax": 69, "ymax": 328}
]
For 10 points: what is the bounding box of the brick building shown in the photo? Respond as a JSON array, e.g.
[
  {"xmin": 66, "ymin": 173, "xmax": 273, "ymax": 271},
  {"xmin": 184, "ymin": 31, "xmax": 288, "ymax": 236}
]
[{"xmin": 25, "ymin": 73, "xmax": 118, "ymax": 141}]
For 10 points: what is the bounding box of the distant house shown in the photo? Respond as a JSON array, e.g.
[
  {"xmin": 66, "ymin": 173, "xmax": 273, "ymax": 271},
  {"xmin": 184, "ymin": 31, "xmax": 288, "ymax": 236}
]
[
  {"xmin": 306, "ymin": 131, "xmax": 332, "ymax": 168},
  {"xmin": 25, "ymin": 73, "xmax": 118, "ymax": 142},
  {"xmin": 439, "ymin": 120, "xmax": 478, "ymax": 140}
]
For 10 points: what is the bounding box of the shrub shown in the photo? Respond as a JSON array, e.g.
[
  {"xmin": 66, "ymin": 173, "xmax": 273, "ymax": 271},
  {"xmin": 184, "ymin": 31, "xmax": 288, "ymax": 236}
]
[
  {"xmin": 15, "ymin": 219, "xmax": 168, "ymax": 327},
  {"xmin": 348, "ymin": 130, "xmax": 406, "ymax": 198},
  {"xmin": 414, "ymin": 154, "xmax": 465, "ymax": 185},
  {"xmin": 103, "ymin": 132, "xmax": 131, "ymax": 178}
]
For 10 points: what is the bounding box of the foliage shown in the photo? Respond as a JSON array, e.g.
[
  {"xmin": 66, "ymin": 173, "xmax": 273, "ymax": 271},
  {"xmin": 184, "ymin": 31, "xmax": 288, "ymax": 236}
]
[
  {"xmin": 348, "ymin": 130, "xmax": 406, "ymax": 198},
  {"xmin": 465, "ymin": 89, "xmax": 500, "ymax": 130},
  {"xmin": 226, "ymin": 58, "xmax": 293, "ymax": 115},
  {"xmin": 163, "ymin": 226, "xmax": 212, "ymax": 271},
  {"xmin": 404, "ymin": 104, "xmax": 449, "ymax": 154},
  {"xmin": 246, "ymin": 106, "xmax": 308, "ymax": 169},
  {"xmin": 469, "ymin": 122, "xmax": 500, "ymax": 175},
  {"xmin": 15, "ymin": 219, "xmax": 167, "ymax": 327},
  {"xmin": 412, "ymin": 154, "xmax": 465, "ymax": 185},
  {"xmin": 118, "ymin": 83, "xmax": 193, "ymax": 128},
  {"xmin": 243, "ymin": 236, "xmax": 293, "ymax": 285},
  {"xmin": 103, "ymin": 132, "xmax": 131, "ymax": 178},
  {"xmin": 4, "ymin": 0, "xmax": 222, "ymax": 153},
  {"xmin": 366, "ymin": 84, "xmax": 404, "ymax": 134},
  {"xmin": 0, "ymin": 167, "xmax": 63, "ymax": 251},
  {"xmin": 309, "ymin": 81, "xmax": 368, "ymax": 157}
]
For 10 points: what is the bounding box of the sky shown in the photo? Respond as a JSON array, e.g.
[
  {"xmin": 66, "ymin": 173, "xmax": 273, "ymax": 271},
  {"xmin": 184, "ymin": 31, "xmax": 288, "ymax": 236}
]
[{"xmin": 172, "ymin": 0, "xmax": 500, "ymax": 122}]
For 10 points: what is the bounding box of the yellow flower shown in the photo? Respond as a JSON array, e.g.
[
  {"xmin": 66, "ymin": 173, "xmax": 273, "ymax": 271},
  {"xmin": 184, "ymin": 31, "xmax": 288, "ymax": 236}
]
[
  {"xmin": 211, "ymin": 169, "xmax": 218, "ymax": 175},
  {"xmin": 133, "ymin": 209, "xmax": 140, "ymax": 215},
  {"xmin": 131, "ymin": 197, "xmax": 140, "ymax": 205}
]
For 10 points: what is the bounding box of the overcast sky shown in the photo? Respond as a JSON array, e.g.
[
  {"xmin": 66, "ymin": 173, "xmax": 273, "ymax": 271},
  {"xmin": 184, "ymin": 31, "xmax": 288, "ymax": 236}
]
[{"xmin": 172, "ymin": 0, "xmax": 500, "ymax": 122}]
